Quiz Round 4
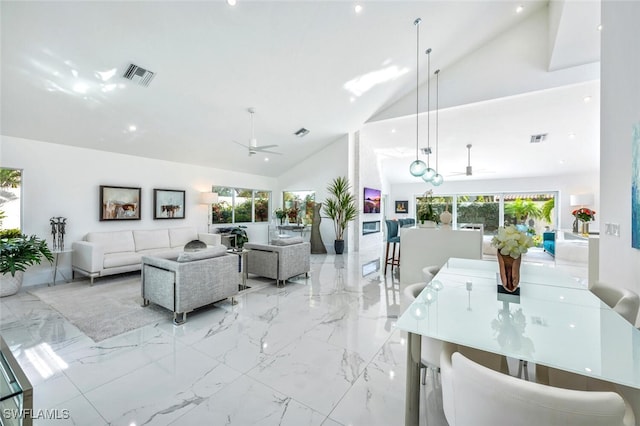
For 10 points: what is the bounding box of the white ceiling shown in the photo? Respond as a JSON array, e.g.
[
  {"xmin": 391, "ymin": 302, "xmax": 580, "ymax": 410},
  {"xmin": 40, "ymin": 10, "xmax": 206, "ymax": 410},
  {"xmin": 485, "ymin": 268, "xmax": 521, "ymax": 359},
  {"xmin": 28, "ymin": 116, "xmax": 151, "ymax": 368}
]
[{"xmin": 0, "ymin": 0, "xmax": 601, "ymax": 181}]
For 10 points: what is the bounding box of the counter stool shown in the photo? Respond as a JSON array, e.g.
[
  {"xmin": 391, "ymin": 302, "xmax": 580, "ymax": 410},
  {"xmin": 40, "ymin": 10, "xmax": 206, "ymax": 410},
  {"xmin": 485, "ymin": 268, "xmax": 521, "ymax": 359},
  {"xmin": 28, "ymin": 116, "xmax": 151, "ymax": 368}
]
[{"xmin": 384, "ymin": 220, "xmax": 400, "ymax": 275}]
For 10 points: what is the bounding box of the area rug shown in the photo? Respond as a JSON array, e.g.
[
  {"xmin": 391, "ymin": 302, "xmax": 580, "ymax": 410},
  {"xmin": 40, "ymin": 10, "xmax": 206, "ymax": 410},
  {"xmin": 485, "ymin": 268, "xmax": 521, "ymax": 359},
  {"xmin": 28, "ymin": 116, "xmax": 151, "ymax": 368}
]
[{"xmin": 29, "ymin": 275, "xmax": 170, "ymax": 342}]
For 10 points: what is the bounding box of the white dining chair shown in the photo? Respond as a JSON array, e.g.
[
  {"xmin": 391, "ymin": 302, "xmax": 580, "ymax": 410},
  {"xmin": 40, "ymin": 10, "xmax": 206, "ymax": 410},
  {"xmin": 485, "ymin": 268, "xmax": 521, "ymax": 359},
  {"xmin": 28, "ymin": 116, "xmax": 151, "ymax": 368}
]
[
  {"xmin": 451, "ymin": 351, "xmax": 635, "ymax": 426},
  {"xmin": 591, "ymin": 282, "xmax": 640, "ymax": 325}
]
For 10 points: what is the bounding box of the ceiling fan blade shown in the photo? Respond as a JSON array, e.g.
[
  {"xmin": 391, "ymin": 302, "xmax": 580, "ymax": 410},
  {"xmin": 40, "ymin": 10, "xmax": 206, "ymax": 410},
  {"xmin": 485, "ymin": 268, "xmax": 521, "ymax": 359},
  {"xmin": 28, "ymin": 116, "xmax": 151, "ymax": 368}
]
[
  {"xmin": 259, "ymin": 150, "xmax": 282, "ymax": 155},
  {"xmin": 253, "ymin": 144, "xmax": 279, "ymax": 150}
]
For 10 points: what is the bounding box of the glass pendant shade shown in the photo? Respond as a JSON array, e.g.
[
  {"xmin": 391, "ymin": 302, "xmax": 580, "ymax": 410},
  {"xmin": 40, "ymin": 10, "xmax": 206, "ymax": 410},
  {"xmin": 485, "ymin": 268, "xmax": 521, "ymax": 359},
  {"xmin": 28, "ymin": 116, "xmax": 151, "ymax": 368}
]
[
  {"xmin": 422, "ymin": 167, "xmax": 436, "ymax": 182},
  {"xmin": 410, "ymin": 159, "xmax": 427, "ymax": 177},
  {"xmin": 431, "ymin": 173, "xmax": 444, "ymax": 186}
]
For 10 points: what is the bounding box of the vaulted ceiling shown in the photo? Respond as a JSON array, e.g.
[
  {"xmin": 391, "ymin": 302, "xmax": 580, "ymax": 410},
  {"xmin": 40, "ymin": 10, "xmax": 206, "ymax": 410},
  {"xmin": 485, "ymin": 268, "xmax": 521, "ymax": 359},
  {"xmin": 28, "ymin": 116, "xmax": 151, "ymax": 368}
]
[{"xmin": 0, "ymin": 1, "xmax": 600, "ymax": 182}]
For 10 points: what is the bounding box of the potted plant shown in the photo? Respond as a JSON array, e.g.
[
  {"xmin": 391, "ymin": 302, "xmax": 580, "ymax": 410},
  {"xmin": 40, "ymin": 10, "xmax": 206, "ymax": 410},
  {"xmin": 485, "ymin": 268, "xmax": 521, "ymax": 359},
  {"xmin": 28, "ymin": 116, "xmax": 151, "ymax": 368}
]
[
  {"xmin": 322, "ymin": 176, "xmax": 357, "ymax": 254},
  {"xmin": 1, "ymin": 229, "xmax": 54, "ymax": 297},
  {"xmin": 490, "ymin": 225, "xmax": 534, "ymax": 293},
  {"xmin": 274, "ymin": 208, "xmax": 286, "ymax": 225},
  {"xmin": 417, "ymin": 190, "xmax": 440, "ymax": 227}
]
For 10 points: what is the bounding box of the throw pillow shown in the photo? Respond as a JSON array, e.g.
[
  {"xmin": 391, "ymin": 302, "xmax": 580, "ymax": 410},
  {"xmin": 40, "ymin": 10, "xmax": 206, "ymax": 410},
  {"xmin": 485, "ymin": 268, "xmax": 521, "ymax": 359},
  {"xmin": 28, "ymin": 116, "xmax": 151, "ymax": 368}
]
[
  {"xmin": 184, "ymin": 239, "xmax": 207, "ymax": 252},
  {"xmin": 177, "ymin": 244, "xmax": 227, "ymax": 262},
  {"xmin": 271, "ymin": 236, "xmax": 304, "ymax": 246}
]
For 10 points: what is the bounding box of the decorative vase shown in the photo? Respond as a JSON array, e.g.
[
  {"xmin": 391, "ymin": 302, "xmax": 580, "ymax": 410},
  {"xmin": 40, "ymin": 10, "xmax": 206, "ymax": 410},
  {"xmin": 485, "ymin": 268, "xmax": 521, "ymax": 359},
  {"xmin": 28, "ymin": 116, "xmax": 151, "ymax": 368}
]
[
  {"xmin": 334, "ymin": 239, "xmax": 345, "ymax": 254},
  {"xmin": 572, "ymin": 219, "xmax": 579, "ymax": 233},
  {"xmin": 310, "ymin": 203, "xmax": 327, "ymax": 254},
  {"xmin": 439, "ymin": 210, "xmax": 452, "ymax": 228},
  {"xmin": 0, "ymin": 271, "xmax": 24, "ymax": 298},
  {"xmin": 581, "ymin": 221, "xmax": 590, "ymax": 236},
  {"xmin": 497, "ymin": 253, "xmax": 522, "ymax": 293}
]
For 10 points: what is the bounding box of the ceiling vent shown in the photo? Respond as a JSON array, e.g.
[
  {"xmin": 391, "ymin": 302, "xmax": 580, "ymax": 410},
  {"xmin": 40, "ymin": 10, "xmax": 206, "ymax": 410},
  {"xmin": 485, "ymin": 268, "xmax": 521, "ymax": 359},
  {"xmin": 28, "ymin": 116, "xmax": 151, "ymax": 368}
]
[
  {"xmin": 122, "ymin": 63, "xmax": 155, "ymax": 87},
  {"xmin": 420, "ymin": 147, "xmax": 432, "ymax": 155},
  {"xmin": 294, "ymin": 128, "xmax": 310, "ymax": 137},
  {"xmin": 530, "ymin": 133, "xmax": 548, "ymax": 143}
]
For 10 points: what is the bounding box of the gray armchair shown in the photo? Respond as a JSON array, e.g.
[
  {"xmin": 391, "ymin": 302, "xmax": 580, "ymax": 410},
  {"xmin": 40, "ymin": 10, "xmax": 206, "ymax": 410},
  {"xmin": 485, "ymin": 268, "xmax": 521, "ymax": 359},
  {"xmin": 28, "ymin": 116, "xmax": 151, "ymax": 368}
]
[
  {"xmin": 141, "ymin": 248, "xmax": 240, "ymax": 324},
  {"xmin": 244, "ymin": 240, "xmax": 311, "ymax": 287}
]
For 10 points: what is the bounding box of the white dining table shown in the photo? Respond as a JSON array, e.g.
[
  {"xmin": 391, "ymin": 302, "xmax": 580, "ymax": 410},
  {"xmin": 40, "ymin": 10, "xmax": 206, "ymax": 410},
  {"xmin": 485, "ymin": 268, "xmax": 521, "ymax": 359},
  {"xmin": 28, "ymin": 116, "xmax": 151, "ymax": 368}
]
[{"xmin": 395, "ymin": 257, "xmax": 640, "ymax": 426}]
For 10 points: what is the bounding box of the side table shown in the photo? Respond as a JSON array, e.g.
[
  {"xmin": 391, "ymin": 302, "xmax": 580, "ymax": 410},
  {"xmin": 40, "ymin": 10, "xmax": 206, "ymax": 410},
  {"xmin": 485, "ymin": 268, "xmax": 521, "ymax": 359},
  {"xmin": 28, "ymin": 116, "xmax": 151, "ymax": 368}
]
[
  {"xmin": 50, "ymin": 248, "xmax": 73, "ymax": 286},
  {"xmin": 227, "ymin": 249, "xmax": 249, "ymax": 290}
]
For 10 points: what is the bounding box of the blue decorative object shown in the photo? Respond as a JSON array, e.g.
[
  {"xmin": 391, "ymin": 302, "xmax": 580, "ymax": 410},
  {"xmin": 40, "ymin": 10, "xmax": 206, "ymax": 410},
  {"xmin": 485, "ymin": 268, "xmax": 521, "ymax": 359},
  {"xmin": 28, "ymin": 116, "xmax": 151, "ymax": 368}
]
[{"xmin": 633, "ymin": 122, "xmax": 640, "ymax": 249}]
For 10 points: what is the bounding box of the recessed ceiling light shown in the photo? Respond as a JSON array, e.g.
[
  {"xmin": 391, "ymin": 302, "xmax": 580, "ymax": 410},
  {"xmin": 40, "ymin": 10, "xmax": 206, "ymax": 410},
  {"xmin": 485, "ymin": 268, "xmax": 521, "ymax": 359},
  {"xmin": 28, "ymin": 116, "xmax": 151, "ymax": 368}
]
[
  {"xmin": 516, "ymin": 5, "xmax": 524, "ymax": 14},
  {"xmin": 226, "ymin": 0, "xmax": 237, "ymax": 6},
  {"xmin": 264, "ymin": 157, "xmax": 269, "ymax": 162},
  {"xmin": 128, "ymin": 125, "xmax": 137, "ymax": 132},
  {"xmin": 568, "ymin": 132, "xmax": 576, "ymax": 139},
  {"xmin": 350, "ymin": 97, "xmax": 355, "ymax": 103},
  {"xmin": 583, "ymin": 96, "xmax": 592, "ymax": 103},
  {"xmin": 355, "ymin": 3, "xmax": 363, "ymax": 14},
  {"xmin": 72, "ymin": 82, "xmax": 88, "ymax": 94},
  {"xmin": 558, "ymin": 160, "xmax": 565, "ymax": 164},
  {"xmin": 391, "ymin": 129, "xmax": 396, "ymax": 133},
  {"xmin": 597, "ymin": 24, "xmax": 603, "ymax": 31}
]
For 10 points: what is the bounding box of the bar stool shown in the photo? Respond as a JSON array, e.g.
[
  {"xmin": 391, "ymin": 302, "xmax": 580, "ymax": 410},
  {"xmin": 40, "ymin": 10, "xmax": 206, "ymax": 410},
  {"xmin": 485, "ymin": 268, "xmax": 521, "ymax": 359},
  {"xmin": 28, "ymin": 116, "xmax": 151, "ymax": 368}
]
[{"xmin": 384, "ymin": 220, "xmax": 400, "ymax": 274}]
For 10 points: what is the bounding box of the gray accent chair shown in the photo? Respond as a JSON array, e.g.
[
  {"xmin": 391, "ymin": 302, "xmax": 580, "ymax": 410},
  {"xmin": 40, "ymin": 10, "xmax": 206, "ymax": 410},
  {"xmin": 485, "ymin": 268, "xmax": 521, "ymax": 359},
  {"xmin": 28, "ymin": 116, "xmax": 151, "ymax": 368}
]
[
  {"xmin": 141, "ymin": 250, "xmax": 240, "ymax": 325},
  {"xmin": 244, "ymin": 240, "xmax": 311, "ymax": 287}
]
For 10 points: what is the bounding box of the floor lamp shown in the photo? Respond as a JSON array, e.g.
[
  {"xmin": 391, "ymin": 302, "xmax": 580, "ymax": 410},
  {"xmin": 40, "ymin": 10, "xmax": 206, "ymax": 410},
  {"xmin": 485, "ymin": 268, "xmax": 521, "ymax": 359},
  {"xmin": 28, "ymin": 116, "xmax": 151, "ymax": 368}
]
[{"xmin": 199, "ymin": 192, "xmax": 218, "ymax": 233}]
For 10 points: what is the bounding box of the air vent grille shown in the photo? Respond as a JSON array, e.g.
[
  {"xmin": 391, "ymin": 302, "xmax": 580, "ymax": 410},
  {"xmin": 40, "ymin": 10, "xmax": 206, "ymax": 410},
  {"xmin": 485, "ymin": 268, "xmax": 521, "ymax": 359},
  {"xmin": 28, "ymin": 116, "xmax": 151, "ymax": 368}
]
[
  {"xmin": 530, "ymin": 133, "xmax": 548, "ymax": 143},
  {"xmin": 122, "ymin": 63, "xmax": 155, "ymax": 87},
  {"xmin": 294, "ymin": 128, "xmax": 310, "ymax": 137},
  {"xmin": 420, "ymin": 147, "xmax": 432, "ymax": 155}
]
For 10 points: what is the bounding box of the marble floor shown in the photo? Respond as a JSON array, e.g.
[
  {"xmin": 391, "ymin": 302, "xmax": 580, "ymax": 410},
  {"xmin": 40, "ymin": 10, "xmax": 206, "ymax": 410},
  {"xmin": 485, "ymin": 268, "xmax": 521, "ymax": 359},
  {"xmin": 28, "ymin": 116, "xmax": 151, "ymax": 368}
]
[{"xmin": 1, "ymin": 248, "xmax": 453, "ymax": 426}]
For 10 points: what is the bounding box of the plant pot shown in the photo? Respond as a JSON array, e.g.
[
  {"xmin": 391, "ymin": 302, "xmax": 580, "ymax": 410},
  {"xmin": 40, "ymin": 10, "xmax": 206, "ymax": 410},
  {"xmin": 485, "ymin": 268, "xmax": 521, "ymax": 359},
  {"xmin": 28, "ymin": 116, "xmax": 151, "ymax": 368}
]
[
  {"xmin": 581, "ymin": 221, "xmax": 590, "ymax": 236},
  {"xmin": 418, "ymin": 221, "xmax": 437, "ymax": 228},
  {"xmin": 497, "ymin": 253, "xmax": 521, "ymax": 293},
  {"xmin": 0, "ymin": 271, "xmax": 24, "ymax": 297},
  {"xmin": 334, "ymin": 240, "xmax": 345, "ymax": 254}
]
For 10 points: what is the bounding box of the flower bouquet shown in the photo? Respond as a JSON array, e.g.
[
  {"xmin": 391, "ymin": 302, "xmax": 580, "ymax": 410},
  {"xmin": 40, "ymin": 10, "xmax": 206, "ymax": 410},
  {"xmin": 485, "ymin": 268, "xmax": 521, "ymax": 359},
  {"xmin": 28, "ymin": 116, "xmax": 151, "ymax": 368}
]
[
  {"xmin": 491, "ymin": 225, "xmax": 534, "ymax": 292},
  {"xmin": 572, "ymin": 207, "xmax": 596, "ymax": 222}
]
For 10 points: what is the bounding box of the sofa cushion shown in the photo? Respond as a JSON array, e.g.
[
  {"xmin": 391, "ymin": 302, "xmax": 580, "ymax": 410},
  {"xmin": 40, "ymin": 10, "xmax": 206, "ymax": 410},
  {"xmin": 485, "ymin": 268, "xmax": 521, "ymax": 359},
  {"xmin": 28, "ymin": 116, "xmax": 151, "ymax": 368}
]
[
  {"xmin": 133, "ymin": 229, "xmax": 170, "ymax": 252},
  {"xmin": 271, "ymin": 236, "xmax": 304, "ymax": 246},
  {"xmin": 104, "ymin": 252, "xmax": 142, "ymax": 269},
  {"xmin": 86, "ymin": 230, "xmax": 135, "ymax": 255},
  {"xmin": 184, "ymin": 240, "xmax": 207, "ymax": 252},
  {"xmin": 169, "ymin": 227, "xmax": 198, "ymax": 248},
  {"xmin": 177, "ymin": 244, "xmax": 228, "ymax": 262}
]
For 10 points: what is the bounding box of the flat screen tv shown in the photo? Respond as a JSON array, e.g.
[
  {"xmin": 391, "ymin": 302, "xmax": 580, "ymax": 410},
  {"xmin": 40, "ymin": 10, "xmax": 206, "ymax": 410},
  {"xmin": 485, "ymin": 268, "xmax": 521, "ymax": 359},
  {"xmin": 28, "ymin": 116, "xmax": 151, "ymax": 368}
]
[{"xmin": 363, "ymin": 187, "xmax": 381, "ymax": 213}]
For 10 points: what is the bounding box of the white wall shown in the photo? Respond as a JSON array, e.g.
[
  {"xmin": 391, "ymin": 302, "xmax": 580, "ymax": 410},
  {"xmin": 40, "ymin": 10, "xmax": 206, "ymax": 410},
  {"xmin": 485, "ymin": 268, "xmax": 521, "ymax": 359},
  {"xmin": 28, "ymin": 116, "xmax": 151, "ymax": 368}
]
[
  {"xmin": 599, "ymin": 1, "xmax": 640, "ymax": 303},
  {"xmin": 387, "ymin": 172, "xmax": 600, "ymax": 231},
  {"xmin": 1, "ymin": 136, "xmax": 276, "ymax": 285},
  {"xmin": 276, "ymin": 135, "xmax": 349, "ymax": 253},
  {"xmin": 356, "ymin": 131, "xmax": 385, "ymax": 251}
]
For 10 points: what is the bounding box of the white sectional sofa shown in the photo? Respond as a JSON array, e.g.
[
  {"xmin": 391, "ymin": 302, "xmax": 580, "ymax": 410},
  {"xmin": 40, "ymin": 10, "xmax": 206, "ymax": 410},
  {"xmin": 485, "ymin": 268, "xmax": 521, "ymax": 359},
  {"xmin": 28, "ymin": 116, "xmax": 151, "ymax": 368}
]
[{"xmin": 72, "ymin": 227, "xmax": 221, "ymax": 285}]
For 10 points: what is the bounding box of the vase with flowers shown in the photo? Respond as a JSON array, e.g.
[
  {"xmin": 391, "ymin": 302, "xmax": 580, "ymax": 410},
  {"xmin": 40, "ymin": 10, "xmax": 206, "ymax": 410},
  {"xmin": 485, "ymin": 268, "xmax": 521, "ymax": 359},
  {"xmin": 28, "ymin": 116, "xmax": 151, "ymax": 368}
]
[
  {"xmin": 491, "ymin": 225, "xmax": 534, "ymax": 293},
  {"xmin": 274, "ymin": 208, "xmax": 286, "ymax": 225},
  {"xmin": 417, "ymin": 190, "xmax": 440, "ymax": 228},
  {"xmin": 572, "ymin": 207, "xmax": 595, "ymax": 235}
]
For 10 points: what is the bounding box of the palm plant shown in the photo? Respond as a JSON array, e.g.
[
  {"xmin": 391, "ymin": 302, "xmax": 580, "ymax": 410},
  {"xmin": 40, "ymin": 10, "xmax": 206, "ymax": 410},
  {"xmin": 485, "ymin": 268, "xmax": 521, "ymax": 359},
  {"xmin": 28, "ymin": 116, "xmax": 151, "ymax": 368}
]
[
  {"xmin": 322, "ymin": 177, "xmax": 357, "ymax": 251},
  {"xmin": 1, "ymin": 230, "xmax": 54, "ymax": 277},
  {"xmin": 541, "ymin": 198, "xmax": 555, "ymax": 224},
  {"xmin": 504, "ymin": 198, "xmax": 542, "ymax": 224}
]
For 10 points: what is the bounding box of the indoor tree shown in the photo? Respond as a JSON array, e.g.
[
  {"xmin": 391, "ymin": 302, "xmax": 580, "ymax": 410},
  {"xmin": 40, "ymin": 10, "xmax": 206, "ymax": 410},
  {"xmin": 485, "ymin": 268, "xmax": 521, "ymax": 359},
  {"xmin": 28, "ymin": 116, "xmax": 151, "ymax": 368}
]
[{"xmin": 322, "ymin": 176, "xmax": 357, "ymax": 254}]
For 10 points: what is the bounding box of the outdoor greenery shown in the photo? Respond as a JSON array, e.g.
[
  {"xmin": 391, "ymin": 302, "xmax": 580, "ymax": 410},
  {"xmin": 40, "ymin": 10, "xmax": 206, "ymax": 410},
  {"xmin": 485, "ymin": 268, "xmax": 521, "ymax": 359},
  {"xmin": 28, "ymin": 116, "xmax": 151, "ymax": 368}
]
[
  {"xmin": 504, "ymin": 198, "xmax": 542, "ymax": 225},
  {"xmin": 211, "ymin": 187, "xmax": 270, "ymax": 224},
  {"xmin": 322, "ymin": 177, "xmax": 357, "ymax": 241},
  {"xmin": 0, "ymin": 230, "xmax": 54, "ymax": 277},
  {"xmin": 456, "ymin": 200, "xmax": 499, "ymax": 232}
]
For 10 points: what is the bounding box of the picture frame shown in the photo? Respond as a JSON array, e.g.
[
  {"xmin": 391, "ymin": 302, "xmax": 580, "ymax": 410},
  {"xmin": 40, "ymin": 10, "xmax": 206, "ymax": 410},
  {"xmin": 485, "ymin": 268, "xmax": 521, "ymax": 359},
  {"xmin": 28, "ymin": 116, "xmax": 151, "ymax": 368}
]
[
  {"xmin": 363, "ymin": 187, "xmax": 381, "ymax": 213},
  {"xmin": 100, "ymin": 185, "xmax": 141, "ymax": 221},
  {"xmin": 395, "ymin": 200, "xmax": 408, "ymax": 214},
  {"xmin": 153, "ymin": 189, "xmax": 186, "ymax": 219}
]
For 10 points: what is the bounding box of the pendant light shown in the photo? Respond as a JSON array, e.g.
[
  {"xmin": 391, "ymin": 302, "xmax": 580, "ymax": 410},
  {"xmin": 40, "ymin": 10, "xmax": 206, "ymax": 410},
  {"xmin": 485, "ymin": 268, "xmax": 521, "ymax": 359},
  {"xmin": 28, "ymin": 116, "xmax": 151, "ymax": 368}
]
[
  {"xmin": 431, "ymin": 68, "xmax": 444, "ymax": 186},
  {"xmin": 409, "ymin": 18, "xmax": 427, "ymax": 177},
  {"xmin": 422, "ymin": 48, "xmax": 436, "ymax": 182}
]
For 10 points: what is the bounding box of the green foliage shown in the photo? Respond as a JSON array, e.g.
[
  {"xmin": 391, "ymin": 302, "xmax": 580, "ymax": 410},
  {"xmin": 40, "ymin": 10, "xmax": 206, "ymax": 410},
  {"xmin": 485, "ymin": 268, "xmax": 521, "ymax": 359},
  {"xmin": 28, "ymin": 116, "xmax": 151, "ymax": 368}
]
[
  {"xmin": 456, "ymin": 201, "xmax": 499, "ymax": 232},
  {"xmin": 541, "ymin": 198, "xmax": 555, "ymax": 224},
  {"xmin": 212, "ymin": 201, "xmax": 232, "ymax": 224},
  {"xmin": 234, "ymin": 199, "xmax": 252, "ymax": 222},
  {"xmin": 322, "ymin": 177, "xmax": 357, "ymax": 241},
  {"xmin": 229, "ymin": 226, "xmax": 249, "ymax": 249},
  {"xmin": 0, "ymin": 169, "xmax": 21, "ymax": 189},
  {"xmin": 0, "ymin": 229, "xmax": 22, "ymax": 239},
  {"xmin": 504, "ymin": 198, "xmax": 542, "ymax": 224},
  {"xmin": 1, "ymin": 234, "xmax": 54, "ymax": 276},
  {"xmin": 254, "ymin": 194, "xmax": 269, "ymax": 222}
]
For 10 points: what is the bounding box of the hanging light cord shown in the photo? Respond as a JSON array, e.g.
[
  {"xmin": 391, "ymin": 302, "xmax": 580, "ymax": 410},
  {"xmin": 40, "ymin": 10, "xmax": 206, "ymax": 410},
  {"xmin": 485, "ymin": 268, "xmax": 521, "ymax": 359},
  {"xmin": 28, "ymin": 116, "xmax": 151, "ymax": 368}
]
[
  {"xmin": 435, "ymin": 69, "xmax": 440, "ymax": 172},
  {"xmin": 414, "ymin": 18, "xmax": 421, "ymax": 161},
  {"xmin": 426, "ymin": 48, "xmax": 432, "ymax": 169}
]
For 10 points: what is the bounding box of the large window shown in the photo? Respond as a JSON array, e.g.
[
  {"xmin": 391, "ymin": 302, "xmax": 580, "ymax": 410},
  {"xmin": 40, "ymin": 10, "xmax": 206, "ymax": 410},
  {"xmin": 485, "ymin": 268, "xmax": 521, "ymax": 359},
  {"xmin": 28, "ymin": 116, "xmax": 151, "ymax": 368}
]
[
  {"xmin": 0, "ymin": 168, "xmax": 22, "ymax": 231},
  {"xmin": 211, "ymin": 186, "xmax": 271, "ymax": 224},
  {"xmin": 457, "ymin": 194, "xmax": 499, "ymax": 234}
]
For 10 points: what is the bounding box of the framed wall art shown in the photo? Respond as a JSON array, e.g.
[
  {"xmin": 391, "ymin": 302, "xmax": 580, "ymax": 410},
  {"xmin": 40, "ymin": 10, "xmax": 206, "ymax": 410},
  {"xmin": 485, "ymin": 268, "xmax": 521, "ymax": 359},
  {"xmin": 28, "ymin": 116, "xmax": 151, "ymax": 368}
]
[
  {"xmin": 363, "ymin": 187, "xmax": 381, "ymax": 213},
  {"xmin": 154, "ymin": 189, "xmax": 186, "ymax": 219},
  {"xmin": 100, "ymin": 185, "xmax": 141, "ymax": 221},
  {"xmin": 395, "ymin": 200, "xmax": 408, "ymax": 214}
]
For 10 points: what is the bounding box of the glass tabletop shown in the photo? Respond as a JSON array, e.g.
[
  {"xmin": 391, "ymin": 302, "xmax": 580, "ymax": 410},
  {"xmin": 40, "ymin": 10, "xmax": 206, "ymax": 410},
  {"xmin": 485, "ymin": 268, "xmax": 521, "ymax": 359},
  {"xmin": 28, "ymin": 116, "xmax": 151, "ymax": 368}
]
[{"xmin": 396, "ymin": 258, "xmax": 640, "ymax": 389}]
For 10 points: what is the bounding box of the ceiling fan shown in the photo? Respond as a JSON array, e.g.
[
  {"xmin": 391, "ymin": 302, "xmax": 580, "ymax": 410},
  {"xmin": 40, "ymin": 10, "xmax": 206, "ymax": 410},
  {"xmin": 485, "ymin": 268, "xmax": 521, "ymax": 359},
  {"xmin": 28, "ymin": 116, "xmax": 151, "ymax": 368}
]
[
  {"xmin": 447, "ymin": 144, "xmax": 494, "ymax": 177},
  {"xmin": 232, "ymin": 107, "xmax": 282, "ymax": 157}
]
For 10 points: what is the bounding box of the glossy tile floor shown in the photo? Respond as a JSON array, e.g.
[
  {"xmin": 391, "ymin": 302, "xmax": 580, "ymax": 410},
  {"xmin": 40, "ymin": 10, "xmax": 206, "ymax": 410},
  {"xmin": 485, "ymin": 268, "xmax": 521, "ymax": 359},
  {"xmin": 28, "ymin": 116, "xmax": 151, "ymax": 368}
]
[{"xmin": 1, "ymin": 248, "xmax": 453, "ymax": 426}]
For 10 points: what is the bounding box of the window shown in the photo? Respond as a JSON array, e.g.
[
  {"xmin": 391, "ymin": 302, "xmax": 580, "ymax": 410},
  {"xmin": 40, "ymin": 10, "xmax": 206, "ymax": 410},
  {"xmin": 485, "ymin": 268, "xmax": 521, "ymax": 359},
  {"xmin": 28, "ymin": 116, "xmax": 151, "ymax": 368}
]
[
  {"xmin": 415, "ymin": 194, "xmax": 453, "ymax": 222},
  {"xmin": 0, "ymin": 168, "xmax": 22, "ymax": 231},
  {"xmin": 283, "ymin": 191, "xmax": 315, "ymax": 225},
  {"xmin": 457, "ymin": 194, "xmax": 499, "ymax": 235},
  {"xmin": 211, "ymin": 186, "xmax": 271, "ymax": 224}
]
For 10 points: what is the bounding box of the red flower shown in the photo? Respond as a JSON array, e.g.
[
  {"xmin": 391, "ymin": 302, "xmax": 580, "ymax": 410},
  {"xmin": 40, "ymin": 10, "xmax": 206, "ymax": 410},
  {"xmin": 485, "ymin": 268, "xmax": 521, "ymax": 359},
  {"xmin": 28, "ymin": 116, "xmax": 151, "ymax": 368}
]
[{"xmin": 572, "ymin": 207, "xmax": 596, "ymax": 222}]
